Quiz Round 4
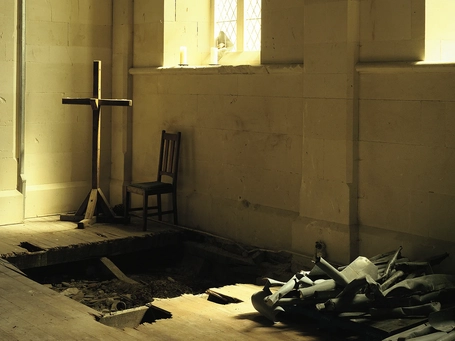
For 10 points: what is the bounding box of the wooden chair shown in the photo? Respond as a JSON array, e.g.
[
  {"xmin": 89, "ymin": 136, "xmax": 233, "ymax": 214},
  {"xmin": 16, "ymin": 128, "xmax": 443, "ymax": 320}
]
[{"xmin": 124, "ymin": 130, "xmax": 181, "ymax": 230}]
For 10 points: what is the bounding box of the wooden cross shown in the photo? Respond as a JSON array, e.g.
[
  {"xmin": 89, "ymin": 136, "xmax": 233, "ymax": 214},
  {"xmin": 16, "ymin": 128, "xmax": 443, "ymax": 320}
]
[{"xmin": 60, "ymin": 60, "xmax": 132, "ymax": 229}]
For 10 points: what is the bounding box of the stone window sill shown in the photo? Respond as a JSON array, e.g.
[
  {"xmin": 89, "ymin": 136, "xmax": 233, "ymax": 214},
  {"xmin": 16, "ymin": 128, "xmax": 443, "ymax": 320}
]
[
  {"xmin": 129, "ymin": 64, "xmax": 303, "ymax": 75},
  {"xmin": 356, "ymin": 61, "xmax": 455, "ymax": 73}
]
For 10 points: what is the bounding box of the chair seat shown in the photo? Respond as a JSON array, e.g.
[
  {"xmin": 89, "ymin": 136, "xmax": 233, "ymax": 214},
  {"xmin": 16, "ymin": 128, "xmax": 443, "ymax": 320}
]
[{"xmin": 127, "ymin": 181, "xmax": 173, "ymax": 194}]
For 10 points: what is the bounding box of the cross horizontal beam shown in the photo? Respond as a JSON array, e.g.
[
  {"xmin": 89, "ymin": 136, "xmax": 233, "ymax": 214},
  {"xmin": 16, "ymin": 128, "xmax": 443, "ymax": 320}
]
[{"xmin": 62, "ymin": 98, "xmax": 132, "ymax": 106}]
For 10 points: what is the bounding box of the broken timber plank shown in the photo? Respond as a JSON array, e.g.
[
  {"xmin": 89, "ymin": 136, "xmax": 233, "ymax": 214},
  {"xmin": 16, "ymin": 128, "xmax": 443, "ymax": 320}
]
[{"xmin": 100, "ymin": 257, "xmax": 139, "ymax": 285}]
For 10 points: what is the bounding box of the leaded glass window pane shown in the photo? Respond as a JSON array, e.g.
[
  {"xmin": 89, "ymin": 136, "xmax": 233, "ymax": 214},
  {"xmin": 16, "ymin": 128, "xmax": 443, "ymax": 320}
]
[
  {"xmin": 215, "ymin": 0, "xmax": 237, "ymax": 51},
  {"xmin": 244, "ymin": 0, "xmax": 261, "ymax": 51}
]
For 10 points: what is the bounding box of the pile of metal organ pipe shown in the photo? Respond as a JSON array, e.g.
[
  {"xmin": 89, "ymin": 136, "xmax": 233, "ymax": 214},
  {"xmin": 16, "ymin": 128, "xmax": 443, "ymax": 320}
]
[{"xmin": 252, "ymin": 247, "xmax": 455, "ymax": 341}]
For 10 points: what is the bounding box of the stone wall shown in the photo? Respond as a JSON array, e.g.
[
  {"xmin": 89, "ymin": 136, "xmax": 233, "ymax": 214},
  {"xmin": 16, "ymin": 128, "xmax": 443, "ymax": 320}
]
[
  {"xmin": 24, "ymin": 0, "xmax": 113, "ymax": 217},
  {"xmin": 357, "ymin": 63, "xmax": 455, "ymax": 272},
  {"xmin": 0, "ymin": 0, "xmax": 23, "ymax": 224}
]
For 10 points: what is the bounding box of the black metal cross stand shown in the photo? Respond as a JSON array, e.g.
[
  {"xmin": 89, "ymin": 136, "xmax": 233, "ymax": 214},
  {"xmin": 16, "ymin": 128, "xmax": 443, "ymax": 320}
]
[{"xmin": 60, "ymin": 60, "xmax": 132, "ymax": 229}]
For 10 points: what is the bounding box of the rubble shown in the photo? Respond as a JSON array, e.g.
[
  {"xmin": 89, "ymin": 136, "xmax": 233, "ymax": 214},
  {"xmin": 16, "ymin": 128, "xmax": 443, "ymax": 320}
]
[{"xmin": 252, "ymin": 248, "xmax": 455, "ymax": 340}]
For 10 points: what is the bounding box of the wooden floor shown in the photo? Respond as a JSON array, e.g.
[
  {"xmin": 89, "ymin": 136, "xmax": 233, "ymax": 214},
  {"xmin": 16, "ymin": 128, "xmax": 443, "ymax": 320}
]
[
  {"xmin": 0, "ymin": 215, "xmax": 179, "ymax": 258},
  {"xmin": 0, "ymin": 216, "xmax": 344, "ymax": 340}
]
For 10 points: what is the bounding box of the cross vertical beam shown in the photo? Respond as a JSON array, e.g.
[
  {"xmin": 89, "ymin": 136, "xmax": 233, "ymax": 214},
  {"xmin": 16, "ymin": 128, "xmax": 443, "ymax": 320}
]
[
  {"xmin": 92, "ymin": 61, "xmax": 101, "ymax": 190},
  {"xmin": 60, "ymin": 60, "xmax": 132, "ymax": 229}
]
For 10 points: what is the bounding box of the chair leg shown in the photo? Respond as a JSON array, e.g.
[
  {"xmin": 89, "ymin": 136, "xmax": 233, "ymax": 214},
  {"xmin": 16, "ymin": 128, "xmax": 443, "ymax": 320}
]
[
  {"xmin": 157, "ymin": 194, "xmax": 162, "ymax": 221},
  {"xmin": 124, "ymin": 190, "xmax": 130, "ymax": 221},
  {"xmin": 142, "ymin": 193, "xmax": 148, "ymax": 231},
  {"xmin": 172, "ymin": 192, "xmax": 178, "ymax": 225}
]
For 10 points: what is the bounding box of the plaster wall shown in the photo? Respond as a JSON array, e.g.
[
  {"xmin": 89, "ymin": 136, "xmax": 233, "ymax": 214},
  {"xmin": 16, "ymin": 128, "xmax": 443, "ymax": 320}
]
[
  {"xmin": 24, "ymin": 0, "xmax": 113, "ymax": 217},
  {"xmin": 0, "ymin": 0, "xmax": 23, "ymax": 224}
]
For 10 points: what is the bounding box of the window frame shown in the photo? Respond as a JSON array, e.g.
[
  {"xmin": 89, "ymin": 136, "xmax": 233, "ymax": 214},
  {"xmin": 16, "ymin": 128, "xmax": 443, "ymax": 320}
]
[{"xmin": 211, "ymin": 0, "xmax": 261, "ymax": 65}]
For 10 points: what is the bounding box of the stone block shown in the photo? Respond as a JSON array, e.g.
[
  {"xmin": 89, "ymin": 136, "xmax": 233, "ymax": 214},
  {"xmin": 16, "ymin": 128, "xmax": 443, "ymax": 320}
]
[
  {"xmin": 164, "ymin": 21, "xmax": 199, "ymax": 66},
  {"xmin": 198, "ymin": 91, "xmax": 303, "ymax": 137},
  {"xmin": 304, "ymin": 42, "xmax": 354, "ymax": 74},
  {"xmin": 48, "ymin": 0, "xmax": 72, "ymax": 23},
  {"xmin": 240, "ymin": 206, "xmax": 297, "ymax": 251},
  {"xmin": 0, "ymin": 62, "xmax": 15, "ymax": 93},
  {"xmin": 292, "ymin": 216, "xmax": 356, "ymax": 265},
  {"xmin": 262, "ymin": 6, "xmax": 304, "ymax": 63},
  {"xmin": 0, "ymin": 158, "xmax": 18, "ymax": 191},
  {"xmin": 134, "ymin": 0, "xmax": 163, "ymax": 24},
  {"xmin": 302, "ymin": 137, "xmax": 324, "ymax": 180},
  {"xmin": 0, "ymin": 11, "xmax": 15, "ymax": 38},
  {"xmin": 409, "ymin": 190, "xmax": 430, "ymax": 238},
  {"xmin": 26, "ymin": 123, "xmax": 73, "ymax": 154},
  {"xmin": 27, "ymin": 21, "xmax": 68, "ymax": 46},
  {"xmin": 359, "ymin": 99, "xmax": 421, "ymax": 144},
  {"xmin": 210, "ymin": 197, "xmax": 249, "ymax": 241},
  {"xmin": 446, "ymin": 102, "xmax": 455, "ymax": 148},
  {"xmin": 238, "ymin": 73, "xmax": 303, "ymax": 98},
  {"xmin": 358, "ymin": 141, "xmax": 420, "ymax": 191},
  {"xmin": 421, "ymin": 101, "xmax": 447, "ymax": 147},
  {"xmin": 265, "ymin": 0, "xmax": 302, "ymax": 10},
  {"xmin": 303, "ymin": 98, "xmax": 348, "ymax": 140},
  {"xmin": 113, "ymin": 0, "xmax": 134, "ymax": 26},
  {"xmin": 358, "ymin": 183, "xmax": 410, "ymax": 234},
  {"xmin": 300, "ymin": 178, "xmax": 352, "ymax": 225},
  {"xmin": 428, "ymin": 193, "xmax": 455, "ymax": 242},
  {"xmin": 360, "ymin": 39, "xmax": 425, "ymax": 62},
  {"xmin": 0, "ymin": 190, "xmax": 23, "ymax": 225},
  {"xmin": 322, "ymin": 139, "xmax": 347, "ymax": 182},
  {"xmin": 359, "ymin": 72, "xmax": 455, "ymax": 101},
  {"xmin": 74, "ymin": 0, "xmax": 112, "ymax": 25},
  {"xmin": 69, "ymin": 24, "xmax": 112, "ymax": 48},
  {"xmin": 176, "ymin": 0, "xmax": 210, "ymax": 22},
  {"xmin": 27, "ymin": 0, "xmax": 52, "ymax": 21},
  {"xmin": 304, "ymin": 73, "xmax": 355, "ymax": 99},
  {"xmin": 133, "ymin": 23, "xmax": 164, "ymax": 67},
  {"xmin": 304, "ymin": 1, "xmax": 349, "ymax": 44},
  {"xmin": 25, "ymin": 182, "xmax": 90, "ymax": 217},
  {"xmin": 179, "ymin": 191, "xmax": 213, "ymax": 230},
  {"xmin": 360, "ymin": 0, "xmax": 413, "ymax": 43}
]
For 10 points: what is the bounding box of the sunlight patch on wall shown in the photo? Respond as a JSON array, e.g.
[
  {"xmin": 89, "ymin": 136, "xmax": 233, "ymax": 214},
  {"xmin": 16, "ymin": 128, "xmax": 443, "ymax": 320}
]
[{"xmin": 425, "ymin": 0, "xmax": 455, "ymax": 62}]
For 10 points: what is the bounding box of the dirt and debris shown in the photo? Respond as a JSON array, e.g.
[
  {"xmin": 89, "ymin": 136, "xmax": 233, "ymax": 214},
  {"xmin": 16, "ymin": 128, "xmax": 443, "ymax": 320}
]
[
  {"xmin": 47, "ymin": 272, "xmax": 200, "ymax": 313},
  {"xmin": 24, "ymin": 238, "xmax": 296, "ymax": 314},
  {"xmin": 29, "ymin": 258, "xmax": 232, "ymax": 313}
]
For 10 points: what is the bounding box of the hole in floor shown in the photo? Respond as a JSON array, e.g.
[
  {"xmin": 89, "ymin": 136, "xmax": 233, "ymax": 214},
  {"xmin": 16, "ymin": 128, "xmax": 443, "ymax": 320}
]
[
  {"xmin": 22, "ymin": 240, "xmax": 277, "ymax": 328},
  {"xmin": 206, "ymin": 289, "xmax": 243, "ymax": 305},
  {"xmin": 19, "ymin": 241, "xmax": 45, "ymax": 252}
]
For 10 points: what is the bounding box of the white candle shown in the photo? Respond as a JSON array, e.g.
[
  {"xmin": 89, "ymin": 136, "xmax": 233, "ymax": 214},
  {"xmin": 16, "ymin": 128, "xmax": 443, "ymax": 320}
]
[
  {"xmin": 179, "ymin": 46, "xmax": 187, "ymax": 65},
  {"xmin": 210, "ymin": 47, "xmax": 218, "ymax": 65}
]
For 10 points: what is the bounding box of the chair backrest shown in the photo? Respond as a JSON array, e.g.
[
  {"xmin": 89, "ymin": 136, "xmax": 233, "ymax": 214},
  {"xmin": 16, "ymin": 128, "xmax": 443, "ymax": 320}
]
[{"xmin": 157, "ymin": 130, "xmax": 181, "ymax": 184}]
